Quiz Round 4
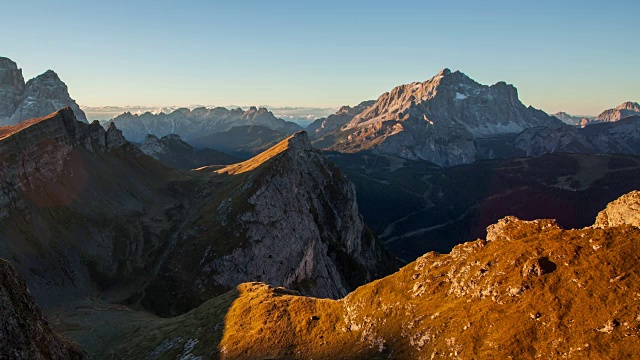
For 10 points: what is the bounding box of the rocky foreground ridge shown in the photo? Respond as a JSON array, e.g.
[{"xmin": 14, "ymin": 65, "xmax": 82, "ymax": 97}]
[
  {"xmin": 0, "ymin": 259, "xmax": 88, "ymax": 359},
  {"xmin": 108, "ymin": 191, "xmax": 640, "ymax": 359},
  {"xmin": 0, "ymin": 108, "xmax": 391, "ymax": 317},
  {"xmin": 0, "ymin": 57, "xmax": 87, "ymax": 126}
]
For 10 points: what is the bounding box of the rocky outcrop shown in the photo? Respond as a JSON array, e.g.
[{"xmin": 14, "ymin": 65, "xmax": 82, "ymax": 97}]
[
  {"xmin": 0, "ymin": 58, "xmax": 87, "ymax": 126},
  {"xmin": 109, "ymin": 106, "xmax": 303, "ymax": 142},
  {"xmin": 140, "ymin": 133, "xmax": 237, "ymax": 169},
  {"xmin": 0, "ymin": 259, "xmax": 88, "ymax": 359},
  {"xmin": 110, "ymin": 192, "xmax": 640, "ymax": 359},
  {"xmin": 593, "ymin": 190, "xmax": 640, "ymax": 228},
  {"xmin": 330, "ymin": 68, "xmax": 562, "ymax": 166},
  {"xmin": 141, "ymin": 131, "xmax": 394, "ymax": 315},
  {"xmin": 595, "ymin": 101, "xmax": 640, "ymax": 123},
  {"xmin": 307, "ymin": 100, "xmax": 374, "ymax": 138}
]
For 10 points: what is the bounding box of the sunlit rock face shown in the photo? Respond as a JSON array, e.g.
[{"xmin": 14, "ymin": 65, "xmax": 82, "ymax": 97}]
[
  {"xmin": 0, "ymin": 57, "xmax": 87, "ymax": 126},
  {"xmin": 328, "ymin": 68, "xmax": 561, "ymax": 166},
  {"xmin": 595, "ymin": 101, "xmax": 640, "ymax": 123},
  {"xmin": 110, "ymin": 191, "xmax": 640, "ymax": 359},
  {"xmin": 0, "ymin": 259, "xmax": 89, "ymax": 359}
]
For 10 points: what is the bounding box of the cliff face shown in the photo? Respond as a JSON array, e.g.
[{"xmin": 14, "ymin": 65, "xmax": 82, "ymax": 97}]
[
  {"xmin": 142, "ymin": 132, "xmax": 394, "ymax": 315},
  {"xmin": 329, "ymin": 69, "xmax": 561, "ymax": 166},
  {"xmin": 0, "ymin": 259, "xmax": 88, "ymax": 359},
  {"xmin": 0, "ymin": 57, "xmax": 25, "ymax": 120},
  {"xmin": 0, "ymin": 58, "xmax": 87, "ymax": 126},
  {"xmin": 110, "ymin": 190, "xmax": 640, "ymax": 359}
]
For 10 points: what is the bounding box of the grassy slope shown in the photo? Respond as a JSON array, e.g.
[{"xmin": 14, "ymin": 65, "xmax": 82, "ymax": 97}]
[{"xmin": 106, "ymin": 217, "xmax": 640, "ymax": 359}]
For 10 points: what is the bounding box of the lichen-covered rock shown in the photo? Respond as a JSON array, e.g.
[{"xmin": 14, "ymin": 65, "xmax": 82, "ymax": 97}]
[
  {"xmin": 593, "ymin": 190, "xmax": 640, "ymax": 228},
  {"xmin": 0, "ymin": 259, "xmax": 88, "ymax": 359}
]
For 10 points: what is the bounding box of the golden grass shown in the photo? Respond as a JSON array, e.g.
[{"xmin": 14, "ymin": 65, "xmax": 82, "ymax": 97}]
[{"xmin": 214, "ymin": 134, "xmax": 296, "ymax": 175}]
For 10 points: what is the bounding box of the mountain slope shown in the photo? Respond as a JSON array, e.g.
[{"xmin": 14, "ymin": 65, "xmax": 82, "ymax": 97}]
[
  {"xmin": 107, "ymin": 191, "xmax": 640, "ymax": 359},
  {"xmin": 0, "ymin": 109, "xmax": 391, "ymax": 318},
  {"xmin": 109, "ymin": 106, "xmax": 303, "ymax": 142},
  {"xmin": 0, "ymin": 57, "xmax": 87, "ymax": 126},
  {"xmin": 141, "ymin": 131, "xmax": 394, "ymax": 315},
  {"xmin": 329, "ymin": 69, "xmax": 561, "ymax": 166},
  {"xmin": 140, "ymin": 133, "xmax": 238, "ymax": 169},
  {"xmin": 0, "ymin": 259, "xmax": 88, "ymax": 359}
]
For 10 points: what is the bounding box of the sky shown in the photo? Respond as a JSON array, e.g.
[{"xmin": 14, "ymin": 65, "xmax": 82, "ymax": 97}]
[{"xmin": 2, "ymin": 0, "xmax": 639, "ymax": 115}]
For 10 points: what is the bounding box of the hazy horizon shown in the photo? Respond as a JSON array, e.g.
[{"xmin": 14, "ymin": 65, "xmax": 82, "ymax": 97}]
[{"xmin": 3, "ymin": 0, "xmax": 639, "ymax": 115}]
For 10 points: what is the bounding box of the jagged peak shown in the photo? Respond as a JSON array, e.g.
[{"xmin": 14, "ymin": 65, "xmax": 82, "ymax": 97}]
[
  {"xmin": 436, "ymin": 68, "xmax": 451, "ymax": 77},
  {"xmin": 214, "ymin": 131, "xmax": 312, "ymax": 175},
  {"xmin": 616, "ymin": 101, "xmax": 640, "ymax": 111},
  {"xmin": 144, "ymin": 133, "xmax": 160, "ymax": 141}
]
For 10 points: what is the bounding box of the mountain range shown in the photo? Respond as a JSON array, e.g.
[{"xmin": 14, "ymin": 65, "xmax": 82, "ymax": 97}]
[
  {"xmin": 108, "ymin": 106, "xmax": 303, "ymax": 143},
  {"xmin": 2, "ymin": 56, "xmax": 640, "ymax": 359}
]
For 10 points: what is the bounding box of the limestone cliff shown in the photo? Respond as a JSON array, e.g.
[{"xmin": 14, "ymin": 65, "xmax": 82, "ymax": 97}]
[
  {"xmin": 0, "ymin": 57, "xmax": 87, "ymax": 126},
  {"xmin": 329, "ymin": 68, "xmax": 561, "ymax": 166}
]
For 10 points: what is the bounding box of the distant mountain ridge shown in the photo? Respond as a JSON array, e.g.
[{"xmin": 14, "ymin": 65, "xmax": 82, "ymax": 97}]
[
  {"xmin": 139, "ymin": 133, "xmax": 238, "ymax": 169},
  {"xmin": 0, "ymin": 57, "xmax": 87, "ymax": 126},
  {"xmin": 328, "ymin": 68, "xmax": 563, "ymax": 166},
  {"xmin": 108, "ymin": 105, "xmax": 303, "ymax": 142}
]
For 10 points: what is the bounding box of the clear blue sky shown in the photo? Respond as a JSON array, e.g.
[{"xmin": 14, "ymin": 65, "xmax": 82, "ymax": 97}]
[{"xmin": 2, "ymin": 0, "xmax": 639, "ymax": 115}]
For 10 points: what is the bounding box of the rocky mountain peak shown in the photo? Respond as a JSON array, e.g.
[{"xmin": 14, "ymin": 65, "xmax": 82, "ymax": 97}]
[
  {"xmin": 616, "ymin": 101, "xmax": 640, "ymax": 111},
  {"xmin": 287, "ymin": 131, "xmax": 312, "ymax": 151},
  {"xmin": 436, "ymin": 67, "xmax": 451, "ymax": 77},
  {"xmin": 333, "ymin": 68, "xmax": 560, "ymax": 166},
  {"xmin": 596, "ymin": 101, "xmax": 640, "ymax": 123},
  {"xmin": 0, "ymin": 58, "xmax": 88, "ymax": 125}
]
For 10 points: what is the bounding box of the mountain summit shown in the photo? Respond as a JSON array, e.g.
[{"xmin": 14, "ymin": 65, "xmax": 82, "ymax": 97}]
[
  {"xmin": 596, "ymin": 101, "xmax": 640, "ymax": 123},
  {"xmin": 330, "ymin": 69, "xmax": 561, "ymax": 166},
  {"xmin": 0, "ymin": 57, "xmax": 87, "ymax": 126}
]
